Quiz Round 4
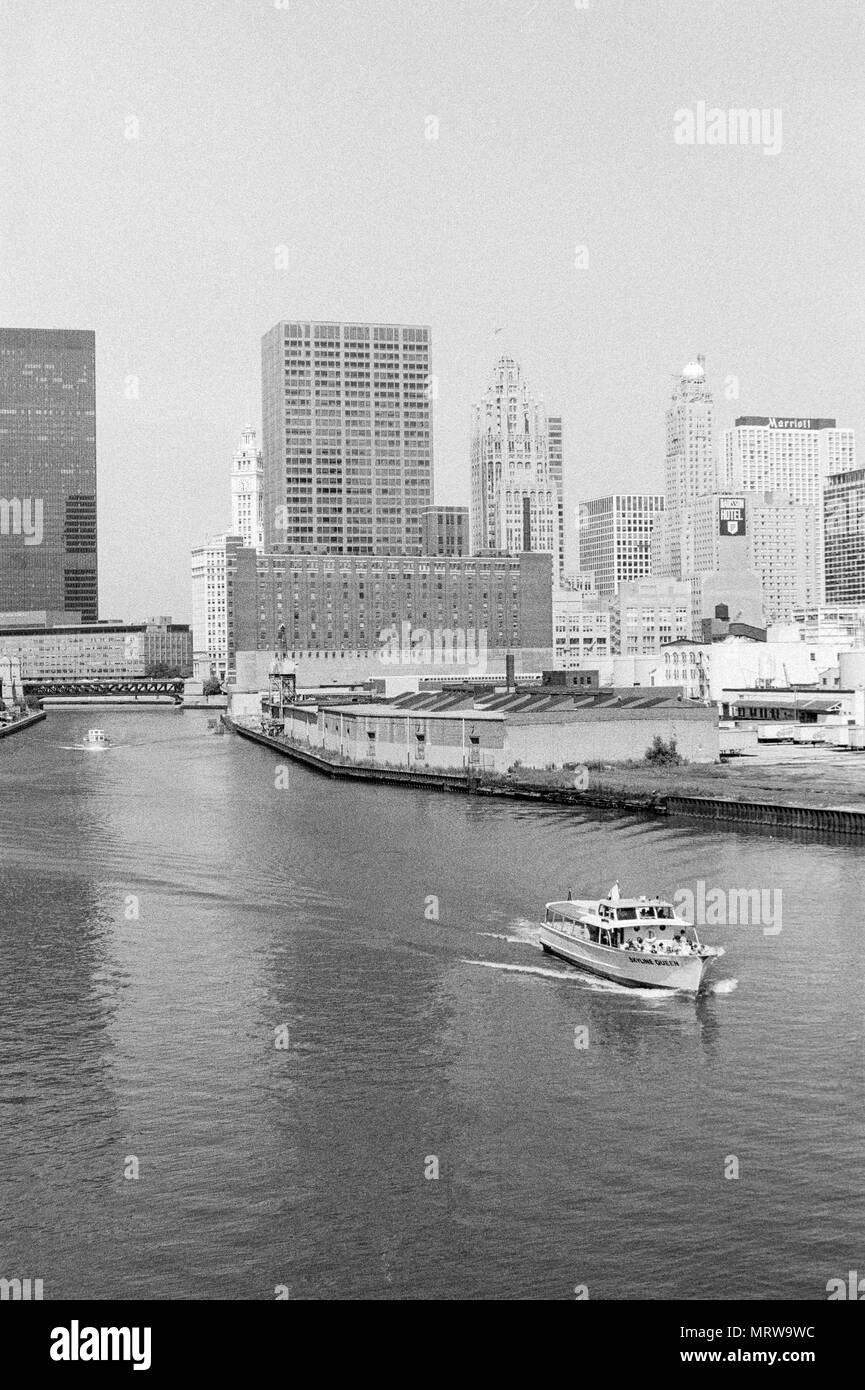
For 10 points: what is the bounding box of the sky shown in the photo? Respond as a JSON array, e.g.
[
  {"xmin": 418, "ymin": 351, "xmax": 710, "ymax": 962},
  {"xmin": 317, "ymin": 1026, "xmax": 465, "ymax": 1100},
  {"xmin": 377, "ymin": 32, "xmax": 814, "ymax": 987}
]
[{"xmin": 2, "ymin": 0, "xmax": 863, "ymax": 623}]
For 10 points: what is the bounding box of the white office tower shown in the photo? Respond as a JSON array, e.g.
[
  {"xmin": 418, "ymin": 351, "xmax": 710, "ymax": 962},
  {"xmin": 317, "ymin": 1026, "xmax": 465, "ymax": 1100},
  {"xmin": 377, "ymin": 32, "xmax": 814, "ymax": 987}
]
[
  {"xmin": 231, "ymin": 426, "xmax": 264, "ymax": 553},
  {"xmin": 470, "ymin": 356, "xmax": 559, "ymax": 569},
  {"xmin": 261, "ymin": 320, "xmax": 433, "ymax": 555},
  {"xmin": 547, "ymin": 415, "xmax": 565, "ymax": 575},
  {"xmin": 719, "ymin": 416, "xmax": 855, "ymax": 505},
  {"xmin": 720, "ymin": 416, "xmax": 856, "ymax": 603},
  {"xmin": 665, "ymin": 357, "xmax": 716, "ymax": 509},
  {"xmin": 190, "ymin": 534, "xmax": 247, "ymax": 680},
  {"xmin": 577, "ymin": 494, "xmax": 665, "ymax": 597}
]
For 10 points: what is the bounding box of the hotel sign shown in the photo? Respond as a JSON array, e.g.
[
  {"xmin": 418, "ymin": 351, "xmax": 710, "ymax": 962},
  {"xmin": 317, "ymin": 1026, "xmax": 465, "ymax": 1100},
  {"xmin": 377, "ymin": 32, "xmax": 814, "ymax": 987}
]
[
  {"xmin": 734, "ymin": 416, "xmax": 836, "ymax": 430},
  {"xmin": 719, "ymin": 496, "xmax": 746, "ymax": 536}
]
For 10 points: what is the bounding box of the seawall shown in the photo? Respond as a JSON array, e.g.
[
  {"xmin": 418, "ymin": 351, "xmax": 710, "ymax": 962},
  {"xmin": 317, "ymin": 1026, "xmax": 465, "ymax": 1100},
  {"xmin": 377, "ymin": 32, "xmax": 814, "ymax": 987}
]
[
  {"xmin": 225, "ymin": 718, "xmax": 865, "ymax": 841},
  {"xmin": 0, "ymin": 709, "xmax": 47, "ymax": 738}
]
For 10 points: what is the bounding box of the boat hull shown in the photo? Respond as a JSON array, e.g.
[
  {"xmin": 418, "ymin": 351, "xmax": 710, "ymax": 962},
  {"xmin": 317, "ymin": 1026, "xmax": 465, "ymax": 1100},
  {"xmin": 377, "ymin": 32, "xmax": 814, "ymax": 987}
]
[{"xmin": 539, "ymin": 922, "xmax": 715, "ymax": 993}]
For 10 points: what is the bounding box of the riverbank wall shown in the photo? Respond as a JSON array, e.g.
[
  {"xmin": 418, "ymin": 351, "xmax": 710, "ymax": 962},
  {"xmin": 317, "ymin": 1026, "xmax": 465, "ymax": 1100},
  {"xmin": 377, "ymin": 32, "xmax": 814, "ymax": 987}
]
[
  {"xmin": 0, "ymin": 709, "xmax": 47, "ymax": 738},
  {"xmin": 226, "ymin": 717, "xmax": 865, "ymax": 839}
]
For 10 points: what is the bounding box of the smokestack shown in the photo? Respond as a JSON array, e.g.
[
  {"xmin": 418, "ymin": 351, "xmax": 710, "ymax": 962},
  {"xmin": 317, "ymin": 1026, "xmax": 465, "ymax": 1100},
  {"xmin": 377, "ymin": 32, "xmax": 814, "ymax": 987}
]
[{"xmin": 505, "ymin": 653, "xmax": 515, "ymax": 692}]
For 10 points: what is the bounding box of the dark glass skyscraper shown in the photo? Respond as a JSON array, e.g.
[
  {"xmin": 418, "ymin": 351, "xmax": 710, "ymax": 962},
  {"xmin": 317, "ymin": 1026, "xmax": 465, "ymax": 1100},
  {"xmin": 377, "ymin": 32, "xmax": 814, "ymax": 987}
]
[{"xmin": 0, "ymin": 328, "xmax": 98, "ymax": 620}]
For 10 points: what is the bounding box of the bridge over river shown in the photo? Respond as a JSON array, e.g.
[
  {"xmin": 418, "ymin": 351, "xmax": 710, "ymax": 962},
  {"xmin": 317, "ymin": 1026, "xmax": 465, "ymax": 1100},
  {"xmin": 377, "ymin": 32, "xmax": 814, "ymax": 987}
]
[{"xmin": 24, "ymin": 677, "xmax": 184, "ymax": 704}]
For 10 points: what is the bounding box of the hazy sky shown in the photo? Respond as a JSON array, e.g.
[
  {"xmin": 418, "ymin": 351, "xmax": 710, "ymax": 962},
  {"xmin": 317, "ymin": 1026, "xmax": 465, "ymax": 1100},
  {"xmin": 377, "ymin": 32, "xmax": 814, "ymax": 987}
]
[{"xmin": 2, "ymin": 0, "xmax": 863, "ymax": 622}]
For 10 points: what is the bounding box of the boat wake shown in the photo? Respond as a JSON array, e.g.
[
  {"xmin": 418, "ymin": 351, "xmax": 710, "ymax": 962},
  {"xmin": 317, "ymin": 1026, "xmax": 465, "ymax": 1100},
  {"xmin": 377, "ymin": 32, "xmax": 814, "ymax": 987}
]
[
  {"xmin": 461, "ymin": 958, "xmax": 581, "ymax": 983},
  {"xmin": 58, "ymin": 744, "xmax": 111, "ymax": 752},
  {"xmin": 460, "ymin": 958, "xmax": 673, "ymax": 997},
  {"xmin": 476, "ymin": 919, "xmax": 542, "ymax": 947},
  {"xmin": 706, "ymin": 977, "xmax": 738, "ymax": 995}
]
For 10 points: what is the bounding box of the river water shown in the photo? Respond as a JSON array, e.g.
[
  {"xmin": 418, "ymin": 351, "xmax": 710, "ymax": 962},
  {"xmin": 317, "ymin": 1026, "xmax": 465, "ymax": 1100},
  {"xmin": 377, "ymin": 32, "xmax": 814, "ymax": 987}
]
[{"xmin": 1, "ymin": 709, "xmax": 862, "ymax": 1300}]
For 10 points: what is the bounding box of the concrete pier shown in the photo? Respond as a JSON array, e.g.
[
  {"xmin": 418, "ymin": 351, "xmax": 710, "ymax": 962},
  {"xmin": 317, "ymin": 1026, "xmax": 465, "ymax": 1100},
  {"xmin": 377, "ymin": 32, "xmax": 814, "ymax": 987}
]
[{"xmin": 0, "ymin": 709, "xmax": 46, "ymax": 738}]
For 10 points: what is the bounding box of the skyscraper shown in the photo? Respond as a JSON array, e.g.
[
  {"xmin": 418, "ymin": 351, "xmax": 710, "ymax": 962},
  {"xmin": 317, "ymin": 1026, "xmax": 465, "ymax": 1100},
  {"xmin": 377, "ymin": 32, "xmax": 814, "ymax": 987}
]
[
  {"xmin": 547, "ymin": 415, "xmax": 565, "ymax": 576},
  {"xmin": 231, "ymin": 425, "xmax": 264, "ymax": 553},
  {"xmin": 0, "ymin": 328, "xmax": 98, "ymax": 620},
  {"xmin": 720, "ymin": 414, "xmax": 856, "ymax": 602},
  {"xmin": 577, "ymin": 494, "xmax": 665, "ymax": 597},
  {"xmin": 824, "ymin": 468, "xmax": 865, "ymax": 603},
  {"xmin": 719, "ymin": 415, "xmax": 855, "ymax": 506},
  {"xmin": 470, "ymin": 356, "xmax": 558, "ymax": 567},
  {"xmin": 665, "ymin": 357, "xmax": 715, "ymax": 509},
  {"xmin": 261, "ymin": 320, "xmax": 434, "ymax": 555}
]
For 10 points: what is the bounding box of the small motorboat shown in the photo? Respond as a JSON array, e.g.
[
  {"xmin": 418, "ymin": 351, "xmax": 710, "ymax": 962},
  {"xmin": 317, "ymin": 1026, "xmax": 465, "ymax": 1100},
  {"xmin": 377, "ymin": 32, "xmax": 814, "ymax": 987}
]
[{"xmin": 540, "ymin": 888, "xmax": 725, "ymax": 993}]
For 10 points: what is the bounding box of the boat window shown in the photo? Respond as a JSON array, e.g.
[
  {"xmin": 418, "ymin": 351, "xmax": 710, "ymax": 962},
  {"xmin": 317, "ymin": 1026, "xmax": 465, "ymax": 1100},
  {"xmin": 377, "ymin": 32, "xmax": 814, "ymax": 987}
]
[
  {"xmin": 616, "ymin": 907, "xmax": 637, "ymax": 920},
  {"xmin": 638, "ymin": 906, "xmax": 656, "ymax": 919},
  {"xmin": 656, "ymin": 906, "xmax": 674, "ymax": 919}
]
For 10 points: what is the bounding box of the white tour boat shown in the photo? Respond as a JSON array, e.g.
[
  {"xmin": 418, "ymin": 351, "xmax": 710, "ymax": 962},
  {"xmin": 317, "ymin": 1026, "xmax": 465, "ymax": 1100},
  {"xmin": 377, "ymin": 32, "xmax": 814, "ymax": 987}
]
[
  {"xmin": 84, "ymin": 728, "xmax": 109, "ymax": 749},
  {"xmin": 540, "ymin": 889, "xmax": 725, "ymax": 993}
]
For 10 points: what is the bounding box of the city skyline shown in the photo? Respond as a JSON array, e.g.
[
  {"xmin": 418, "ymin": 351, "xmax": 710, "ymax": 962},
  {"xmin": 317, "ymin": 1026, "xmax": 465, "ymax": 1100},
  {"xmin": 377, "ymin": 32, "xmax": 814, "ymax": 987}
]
[
  {"xmin": 3, "ymin": 1, "xmax": 864, "ymax": 621},
  {"xmin": 3, "ymin": 0, "xmax": 864, "ymax": 1326}
]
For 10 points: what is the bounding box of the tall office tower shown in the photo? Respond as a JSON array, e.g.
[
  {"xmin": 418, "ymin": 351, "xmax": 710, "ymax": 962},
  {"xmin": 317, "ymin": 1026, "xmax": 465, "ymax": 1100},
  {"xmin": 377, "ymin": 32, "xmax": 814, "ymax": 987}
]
[
  {"xmin": 720, "ymin": 415, "xmax": 856, "ymax": 602},
  {"xmin": 0, "ymin": 328, "xmax": 98, "ymax": 620},
  {"xmin": 261, "ymin": 320, "xmax": 433, "ymax": 555},
  {"xmin": 665, "ymin": 357, "xmax": 716, "ymax": 509},
  {"xmin": 470, "ymin": 356, "xmax": 559, "ymax": 568},
  {"xmin": 825, "ymin": 468, "xmax": 865, "ymax": 603},
  {"xmin": 719, "ymin": 415, "xmax": 856, "ymax": 505},
  {"xmin": 577, "ymin": 494, "xmax": 665, "ymax": 598},
  {"xmin": 547, "ymin": 415, "xmax": 565, "ymax": 576},
  {"xmin": 421, "ymin": 504, "xmax": 468, "ymax": 556},
  {"xmin": 231, "ymin": 425, "xmax": 264, "ymax": 553}
]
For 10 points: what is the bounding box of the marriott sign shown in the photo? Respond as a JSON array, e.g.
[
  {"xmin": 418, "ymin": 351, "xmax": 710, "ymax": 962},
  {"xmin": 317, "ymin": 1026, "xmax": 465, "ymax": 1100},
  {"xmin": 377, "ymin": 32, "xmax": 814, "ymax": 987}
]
[{"xmin": 734, "ymin": 416, "xmax": 837, "ymax": 431}]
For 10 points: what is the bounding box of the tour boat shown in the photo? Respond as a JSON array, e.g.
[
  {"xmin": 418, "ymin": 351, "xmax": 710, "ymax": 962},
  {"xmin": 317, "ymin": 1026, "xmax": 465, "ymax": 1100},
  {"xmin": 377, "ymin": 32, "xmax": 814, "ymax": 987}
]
[
  {"xmin": 540, "ymin": 890, "xmax": 725, "ymax": 993},
  {"xmin": 84, "ymin": 728, "xmax": 109, "ymax": 749}
]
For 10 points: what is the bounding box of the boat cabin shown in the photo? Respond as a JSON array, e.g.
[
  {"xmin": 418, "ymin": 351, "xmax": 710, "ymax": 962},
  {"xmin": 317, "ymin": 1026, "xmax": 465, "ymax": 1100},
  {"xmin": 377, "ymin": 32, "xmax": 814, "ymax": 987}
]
[{"xmin": 544, "ymin": 897, "xmax": 696, "ymax": 951}]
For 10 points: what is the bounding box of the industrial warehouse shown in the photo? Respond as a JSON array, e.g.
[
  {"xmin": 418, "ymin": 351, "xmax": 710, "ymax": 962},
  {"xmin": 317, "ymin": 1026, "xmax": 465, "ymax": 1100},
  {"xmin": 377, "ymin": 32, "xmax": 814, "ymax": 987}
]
[{"xmin": 268, "ymin": 676, "xmax": 719, "ymax": 773}]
